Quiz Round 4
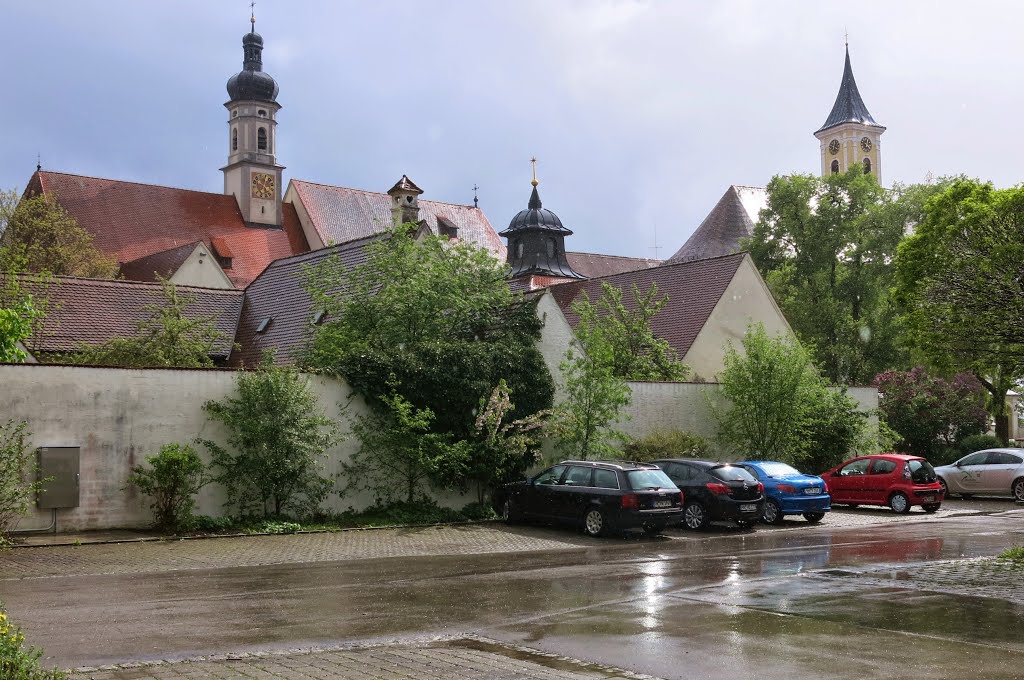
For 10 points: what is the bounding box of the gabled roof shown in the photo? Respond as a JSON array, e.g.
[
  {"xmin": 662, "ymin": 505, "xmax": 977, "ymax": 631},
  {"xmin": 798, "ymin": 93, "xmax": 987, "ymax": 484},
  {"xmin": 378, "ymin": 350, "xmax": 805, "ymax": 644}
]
[
  {"xmin": 669, "ymin": 185, "xmax": 766, "ymax": 263},
  {"xmin": 816, "ymin": 45, "xmax": 884, "ymax": 134},
  {"xmin": 231, "ymin": 235, "xmax": 379, "ymax": 367},
  {"xmin": 20, "ymin": 276, "xmax": 243, "ymax": 359},
  {"xmin": 290, "ymin": 179, "xmax": 505, "ymax": 258},
  {"xmin": 29, "ymin": 171, "xmax": 309, "ymax": 288},
  {"xmin": 548, "ymin": 253, "xmax": 746, "ymax": 359},
  {"xmin": 118, "ymin": 241, "xmax": 204, "ymax": 282},
  {"xmin": 566, "ymin": 252, "xmax": 662, "ymax": 278},
  {"xmin": 387, "ymin": 175, "xmax": 423, "ymax": 195}
]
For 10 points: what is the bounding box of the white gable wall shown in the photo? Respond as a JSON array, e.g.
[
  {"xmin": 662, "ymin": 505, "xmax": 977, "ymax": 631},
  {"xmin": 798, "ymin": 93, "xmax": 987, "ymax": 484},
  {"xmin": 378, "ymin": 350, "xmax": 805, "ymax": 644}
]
[{"xmin": 168, "ymin": 244, "xmax": 235, "ymax": 290}]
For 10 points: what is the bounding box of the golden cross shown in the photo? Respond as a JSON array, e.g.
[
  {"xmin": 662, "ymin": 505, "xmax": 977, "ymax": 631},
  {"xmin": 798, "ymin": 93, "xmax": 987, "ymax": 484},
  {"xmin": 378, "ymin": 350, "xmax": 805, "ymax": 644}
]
[
  {"xmin": 530, "ymin": 157, "xmax": 538, "ymax": 187},
  {"xmin": 251, "ymin": 1, "xmax": 256, "ymax": 30}
]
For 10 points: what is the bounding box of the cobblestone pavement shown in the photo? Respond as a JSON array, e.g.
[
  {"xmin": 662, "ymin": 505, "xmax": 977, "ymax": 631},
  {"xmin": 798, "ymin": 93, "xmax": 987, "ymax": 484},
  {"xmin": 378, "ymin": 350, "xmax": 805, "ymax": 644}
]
[{"xmin": 67, "ymin": 638, "xmax": 658, "ymax": 680}]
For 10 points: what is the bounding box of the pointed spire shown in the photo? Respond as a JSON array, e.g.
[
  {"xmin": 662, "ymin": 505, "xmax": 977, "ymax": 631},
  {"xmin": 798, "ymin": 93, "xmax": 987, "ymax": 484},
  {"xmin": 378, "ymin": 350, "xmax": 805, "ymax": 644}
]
[{"xmin": 816, "ymin": 43, "xmax": 882, "ymax": 133}]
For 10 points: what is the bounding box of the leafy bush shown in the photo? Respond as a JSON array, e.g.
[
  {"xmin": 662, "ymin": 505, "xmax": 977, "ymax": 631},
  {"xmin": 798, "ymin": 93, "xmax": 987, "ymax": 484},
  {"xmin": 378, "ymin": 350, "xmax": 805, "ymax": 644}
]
[
  {"xmin": 0, "ymin": 605, "xmax": 65, "ymax": 679},
  {"xmin": 624, "ymin": 430, "xmax": 709, "ymax": 462},
  {"xmin": 459, "ymin": 501, "xmax": 497, "ymax": 521},
  {"xmin": 126, "ymin": 443, "xmax": 208, "ymax": 533},
  {"xmin": 245, "ymin": 520, "xmax": 301, "ymax": 535},
  {"xmin": 189, "ymin": 515, "xmax": 234, "ymax": 534},
  {"xmin": 957, "ymin": 434, "xmax": 1003, "ymax": 456},
  {"xmin": 928, "ymin": 447, "xmax": 963, "ymax": 468},
  {"xmin": 0, "ymin": 420, "xmax": 47, "ymax": 535}
]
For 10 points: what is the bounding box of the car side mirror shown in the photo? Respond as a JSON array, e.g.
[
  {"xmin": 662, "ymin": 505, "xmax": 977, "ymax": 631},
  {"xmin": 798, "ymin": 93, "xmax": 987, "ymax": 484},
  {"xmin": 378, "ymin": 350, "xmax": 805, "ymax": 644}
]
[{"xmin": 955, "ymin": 461, "xmax": 962, "ymax": 468}]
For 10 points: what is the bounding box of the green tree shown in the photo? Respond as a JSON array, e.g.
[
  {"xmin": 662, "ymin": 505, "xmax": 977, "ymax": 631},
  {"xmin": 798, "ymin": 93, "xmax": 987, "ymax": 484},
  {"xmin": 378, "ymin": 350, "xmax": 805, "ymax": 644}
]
[
  {"xmin": 347, "ymin": 388, "xmax": 471, "ymax": 504},
  {"xmin": 69, "ymin": 278, "xmax": 228, "ymax": 367},
  {"xmin": 893, "ymin": 179, "xmax": 1024, "ymax": 442},
  {"xmin": 201, "ymin": 360, "xmax": 338, "ymax": 518},
  {"xmin": 551, "ymin": 293, "xmax": 632, "ymax": 460},
  {"xmin": 0, "ymin": 283, "xmax": 41, "ymax": 363},
  {"xmin": 715, "ymin": 324, "xmax": 868, "ymax": 471},
  {"xmin": 586, "ymin": 282, "xmax": 688, "ymax": 381},
  {"xmin": 126, "ymin": 443, "xmax": 209, "ymax": 533},
  {"xmin": 748, "ymin": 170, "xmax": 949, "ymax": 384},
  {"xmin": 469, "ymin": 379, "xmax": 548, "ymax": 504},
  {"xmin": 303, "ymin": 226, "xmax": 553, "ymax": 475},
  {"xmin": 0, "ymin": 191, "xmax": 118, "ymax": 278},
  {"xmin": 0, "ymin": 420, "xmax": 48, "ymax": 535}
]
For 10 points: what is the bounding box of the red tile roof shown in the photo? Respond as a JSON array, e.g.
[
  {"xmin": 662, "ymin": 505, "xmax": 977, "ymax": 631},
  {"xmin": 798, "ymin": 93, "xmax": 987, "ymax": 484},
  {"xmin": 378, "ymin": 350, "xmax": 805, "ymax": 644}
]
[
  {"xmin": 548, "ymin": 253, "xmax": 746, "ymax": 358},
  {"xmin": 32, "ymin": 171, "xmax": 309, "ymax": 288},
  {"xmin": 566, "ymin": 252, "xmax": 662, "ymax": 278},
  {"xmin": 19, "ymin": 276, "xmax": 243, "ymax": 359},
  {"xmin": 231, "ymin": 236, "xmax": 378, "ymax": 367},
  {"xmin": 291, "ymin": 180, "xmax": 505, "ymax": 258}
]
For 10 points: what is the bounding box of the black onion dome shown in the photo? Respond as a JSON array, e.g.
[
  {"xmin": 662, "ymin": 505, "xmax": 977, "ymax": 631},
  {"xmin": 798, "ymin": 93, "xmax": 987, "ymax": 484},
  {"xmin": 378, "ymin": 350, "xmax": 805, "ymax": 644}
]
[
  {"xmin": 499, "ymin": 186, "xmax": 572, "ymax": 235},
  {"xmin": 226, "ymin": 31, "xmax": 279, "ymax": 103}
]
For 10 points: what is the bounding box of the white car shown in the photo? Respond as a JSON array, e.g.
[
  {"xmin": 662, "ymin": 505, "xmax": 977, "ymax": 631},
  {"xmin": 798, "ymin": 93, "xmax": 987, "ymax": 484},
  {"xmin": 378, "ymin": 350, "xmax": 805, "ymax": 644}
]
[{"xmin": 935, "ymin": 448, "xmax": 1024, "ymax": 501}]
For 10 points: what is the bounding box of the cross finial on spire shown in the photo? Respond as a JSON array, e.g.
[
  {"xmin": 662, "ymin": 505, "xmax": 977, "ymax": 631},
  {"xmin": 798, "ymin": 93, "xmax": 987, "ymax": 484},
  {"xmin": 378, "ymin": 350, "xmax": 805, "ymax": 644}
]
[
  {"xmin": 250, "ymin": 1, "xmax": 256, "ymax": 31},
  {"xmin": 844, "ymin": 28, "xmax": 848, "ymax": 48},
  {"xmin": 530, "ymin": 157, "xmax": 538, "ymax": 187},
  {"xmin": 472, "ymin": 184, "xmax": 479, "ymax": 208},
  {"xmin": 36, "ymin": 153, "xmax": 41, "ymax": 172}
]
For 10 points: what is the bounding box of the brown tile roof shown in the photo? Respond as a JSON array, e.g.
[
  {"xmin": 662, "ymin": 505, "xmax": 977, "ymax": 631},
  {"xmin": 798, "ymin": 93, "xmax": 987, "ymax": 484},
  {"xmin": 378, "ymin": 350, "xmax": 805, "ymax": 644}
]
[
  {"xmin": 32, "ymin": 171, "xmax": 309, "ymax": 288},
  {"xmin": 291, "ymin": 179, "xmax": 505, "ymax": 258},
  {"xmin": 566, "ymin": 252, "xmax": 662, "ymax": 278},
  {"xmin": 669, "ymin": 185, "xmax": 766, "ymax": 263},
  {"xmin": 118, "ymin": 241, "xmax": 202, "ymax": 282},
  {"xmin": 548, "ymin": 253, "xmax": 746, "ymax": 358},
  {"xmin": 231, "ymin": 236, "xmax": 378, "ymax": 367},
  {"xmin": 21, "ymin": 276, "xmax": 243, "ymax": 359}
]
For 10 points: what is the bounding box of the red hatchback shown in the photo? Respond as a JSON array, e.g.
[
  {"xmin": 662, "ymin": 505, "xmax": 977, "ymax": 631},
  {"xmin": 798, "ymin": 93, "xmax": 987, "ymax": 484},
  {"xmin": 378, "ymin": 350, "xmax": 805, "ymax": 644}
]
[{"xmin": 821, "ymin": 454, "xmax": 944, "ymax": 514}]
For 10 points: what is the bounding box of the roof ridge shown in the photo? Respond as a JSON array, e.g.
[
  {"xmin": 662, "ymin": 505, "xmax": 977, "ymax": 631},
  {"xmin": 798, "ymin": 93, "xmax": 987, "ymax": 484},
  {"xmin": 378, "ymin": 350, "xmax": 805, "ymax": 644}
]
[
  {"xmin": 247, "ymin": 232, "xmax": 385, "ymax": 283},
  {"xmin": 732, "ymin": 184, "xmax": 766, "ymax": 191},
  {"xmin": 39, "ymin": 170, "xmax": 234, "ymax": 201},
  {"xmin": 566, "ymin": 251, "xmax": 661, "ymax": 263},
  {"xmin": 548, "ymin": 251, "xmax": 747, "ymax": 288},
  {"xmin": 292, "ymin": 178, "xmax": 477, "ymax": 210},
  {"xmin": 21, "ymin": 273, "xmax": 243, "ymax": 294},
  {"xmin": 121, "ymin": 240, "xmax": 204, "ymax": 263}
]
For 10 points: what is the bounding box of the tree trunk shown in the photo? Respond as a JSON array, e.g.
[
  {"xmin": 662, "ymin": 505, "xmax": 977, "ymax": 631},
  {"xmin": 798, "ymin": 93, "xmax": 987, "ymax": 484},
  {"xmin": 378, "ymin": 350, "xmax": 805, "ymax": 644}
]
[{"xmin": 995, "ymin": 413, "xmax": 1010, "ymax": 445}]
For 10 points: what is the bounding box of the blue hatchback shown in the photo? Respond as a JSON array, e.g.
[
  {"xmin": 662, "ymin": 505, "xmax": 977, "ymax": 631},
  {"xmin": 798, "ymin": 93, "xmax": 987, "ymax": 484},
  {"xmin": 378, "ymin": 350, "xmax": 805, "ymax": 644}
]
[{"xmin": 737, "ymin": 461, "xmax": 831, "ymax": 525}]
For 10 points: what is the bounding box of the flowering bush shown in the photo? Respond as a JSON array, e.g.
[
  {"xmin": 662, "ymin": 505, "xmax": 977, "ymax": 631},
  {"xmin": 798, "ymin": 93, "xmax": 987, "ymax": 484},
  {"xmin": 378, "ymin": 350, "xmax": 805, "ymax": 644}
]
[
  {"xmin": 0, "ymin": 606, "xmax": 65, "ymax": 679},
  {"xmin": 874, "ymin": 368, "xmax": 988, "ymax": 459}
]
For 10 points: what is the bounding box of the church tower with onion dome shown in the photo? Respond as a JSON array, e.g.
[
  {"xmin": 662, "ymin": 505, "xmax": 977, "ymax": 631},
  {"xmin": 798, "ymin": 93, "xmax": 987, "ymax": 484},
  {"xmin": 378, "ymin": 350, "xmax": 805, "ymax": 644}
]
[{"xmin": 221, "ymin": 9, "xmax": 284, "ymax": 226}]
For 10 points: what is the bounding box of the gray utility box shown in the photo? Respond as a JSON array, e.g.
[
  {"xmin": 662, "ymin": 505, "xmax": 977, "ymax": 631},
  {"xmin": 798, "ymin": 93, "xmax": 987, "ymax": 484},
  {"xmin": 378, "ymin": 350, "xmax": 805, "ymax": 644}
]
[{"xmin": 37, "ymin": 447, "xmax": 80, "ymax": 509}]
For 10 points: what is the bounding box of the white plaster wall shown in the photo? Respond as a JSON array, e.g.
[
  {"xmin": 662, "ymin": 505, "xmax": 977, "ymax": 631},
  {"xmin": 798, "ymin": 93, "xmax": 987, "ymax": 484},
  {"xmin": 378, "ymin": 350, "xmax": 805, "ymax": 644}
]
[
  {"xmin": 683, "ymin": 255, "xmax": 794, "ymax": 381},
  {"xmin": 0, "ymin": 364, "xmax": 473, "ymax": 532},
  {"xmin": 534, "ymin": 291, "xmax": 574, "ymax": 401},
  {"xmin": 169, "ymin": 245, "xmax": 234, "ymax": 289}
]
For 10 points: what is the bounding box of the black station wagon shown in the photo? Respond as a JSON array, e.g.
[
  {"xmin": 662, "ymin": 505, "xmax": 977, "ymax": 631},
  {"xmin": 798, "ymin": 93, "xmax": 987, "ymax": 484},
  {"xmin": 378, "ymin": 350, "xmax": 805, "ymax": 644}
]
[
  {"xmin": 493, "ymin": 460, "xmax": 684, "ymax": 537},
  {"xmin": 651, "ymin": 459, "xmax": 765, "ymax": 530}
]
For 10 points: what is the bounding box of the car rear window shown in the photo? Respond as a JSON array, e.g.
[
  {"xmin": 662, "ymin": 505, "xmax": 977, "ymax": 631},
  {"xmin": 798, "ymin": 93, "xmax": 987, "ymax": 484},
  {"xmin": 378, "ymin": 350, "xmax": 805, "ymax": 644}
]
[
  {"xmin": 626, "ymin": 469, "xmax": 676, "ymax": 490},
  {"xmin": 709, "ymin": 465, "xmax": 757, "ymax": 483},
  {"xmin": 908, "ymin": 459, "xmax": 937, "ymax": 483},
  {"xmin": 756, "ymin": 462, "xmax": 801, "ymax": 478}
]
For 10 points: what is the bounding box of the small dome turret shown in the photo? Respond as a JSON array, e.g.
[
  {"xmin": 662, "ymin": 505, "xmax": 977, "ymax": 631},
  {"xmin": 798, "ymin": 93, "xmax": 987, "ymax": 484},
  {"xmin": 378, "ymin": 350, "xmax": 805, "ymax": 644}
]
[{"xmin": 226, "ymin": 25, "xmax": 279, "ymax": 103}]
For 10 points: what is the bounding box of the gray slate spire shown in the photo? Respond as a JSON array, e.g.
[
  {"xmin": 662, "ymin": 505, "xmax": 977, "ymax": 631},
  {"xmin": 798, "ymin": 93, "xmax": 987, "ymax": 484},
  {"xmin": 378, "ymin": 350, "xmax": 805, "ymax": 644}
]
[{"xmin": 816, "ymin": 45, "xmax": 881, "ymax": 133}]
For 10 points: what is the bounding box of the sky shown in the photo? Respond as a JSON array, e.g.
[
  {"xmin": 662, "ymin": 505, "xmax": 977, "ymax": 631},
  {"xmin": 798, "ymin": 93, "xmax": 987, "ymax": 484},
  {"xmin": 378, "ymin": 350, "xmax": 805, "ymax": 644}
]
[{"xmin": 2, "ymin": 1, "xmax": 1021, "ymax": 259}]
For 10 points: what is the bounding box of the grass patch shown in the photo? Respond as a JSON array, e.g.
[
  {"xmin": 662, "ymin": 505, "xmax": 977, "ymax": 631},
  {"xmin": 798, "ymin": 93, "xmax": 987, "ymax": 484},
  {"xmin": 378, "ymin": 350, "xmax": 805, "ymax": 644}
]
[{"xmin": 998, "ymin": 545, "xmax": 1024, "ymax": 564}]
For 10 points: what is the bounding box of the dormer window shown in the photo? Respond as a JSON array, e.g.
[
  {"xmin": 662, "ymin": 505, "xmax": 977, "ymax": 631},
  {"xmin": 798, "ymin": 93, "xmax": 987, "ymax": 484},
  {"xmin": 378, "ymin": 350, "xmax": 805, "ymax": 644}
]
[
  {"xmin": 210, "ymin": 237, "xmax": 234, "ymax": 270},
  {"xmin": 311, "ymin": 309, "xmax": 327, "ymax": 325},
  {"xmin": 437, "ymin": 217, "xmax": 458, "ymax": 240},
  {"xmin": 256, "ymin": 318, "xmax": 272, "ymax": 334}
]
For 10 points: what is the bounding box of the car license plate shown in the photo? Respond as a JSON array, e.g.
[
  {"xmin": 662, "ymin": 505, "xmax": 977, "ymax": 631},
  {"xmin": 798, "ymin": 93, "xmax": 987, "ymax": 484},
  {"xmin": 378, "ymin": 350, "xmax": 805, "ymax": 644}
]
[
  {"xmin": 740, "ymin": 504, "xmax": 757, "ymax": 512},
  {"xmin": 921, "ymin": 495, "xmax": 935, "ymax": 503},
  {"xmin": 654, "ymin": 500, "xmax": 671, "ymax": 508},
  {"xmin": 804, "ymin": 487, "xmax": 820, "ymax": 495}
]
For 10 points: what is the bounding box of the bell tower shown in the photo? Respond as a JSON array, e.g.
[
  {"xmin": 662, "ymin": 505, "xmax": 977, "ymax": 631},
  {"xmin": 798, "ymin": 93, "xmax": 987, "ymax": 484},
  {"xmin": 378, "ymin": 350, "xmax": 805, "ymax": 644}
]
[
  {"xmin": 814, "ymin": 43, "xmax": 885, "ymax": 182},
  {"xmin": 221, "ymin": 10, "xmax": 284, "ymax": 226}
]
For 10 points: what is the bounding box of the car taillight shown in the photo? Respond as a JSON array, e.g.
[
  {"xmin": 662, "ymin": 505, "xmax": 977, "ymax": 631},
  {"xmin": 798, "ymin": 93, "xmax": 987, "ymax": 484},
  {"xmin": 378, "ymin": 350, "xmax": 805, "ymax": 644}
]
[
  {"xmin": 822, "ymin": 480, "xmax": 828, "ymax": 493},
  {"xmin": 903, "ymin": 463, "xmax": 912, "ymax": 480},
  {"xmin": 677, "ymin": 491, "xmax": 685, "ymax": 505},
  {"xmin": 757, "ymin": 482, "xmax": 765, "ymax": 494},
  {"xmin": 706, "ymin": 482, "xmax": 730, "ymax": 495},
  {"xmin": 621, "ymin": 494, "xmax": 639, "ymax": 509}
]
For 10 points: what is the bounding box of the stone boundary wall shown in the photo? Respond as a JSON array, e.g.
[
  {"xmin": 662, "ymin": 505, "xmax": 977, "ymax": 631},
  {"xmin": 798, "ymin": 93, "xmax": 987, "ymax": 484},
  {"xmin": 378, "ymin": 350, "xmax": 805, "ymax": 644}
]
[{"xmin": 0, "ymin": 364, "xmax": 878, "ymax": 531}]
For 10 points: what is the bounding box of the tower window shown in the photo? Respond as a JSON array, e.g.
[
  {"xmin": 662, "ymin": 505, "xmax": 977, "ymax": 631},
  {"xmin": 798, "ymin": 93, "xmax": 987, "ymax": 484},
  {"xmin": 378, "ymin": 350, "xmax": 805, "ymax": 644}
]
[
  {"xmin": 257, "ymin": 127, "xmax": 267, "ymax": 151},
  {"xmin": 232, "ymin": 128, "xmax": 238, "ymax": 151},
  {"xmin": 258, "ymin": 109, "xmax": 267, "ymax": 117},
  {"xmin": 547, "ymin": 238, "xmax": 556, "ymax": 258},
  {"xmin": 863, "ymin": 157, "xmax": 872, "ymax": 174},
  {"xmin": 830, "ymin": 160, "xmax": 840, "ymax": 174},
  {"xmin": 515, "ymin": 240, "xmax": 524, "ymax": 259}
]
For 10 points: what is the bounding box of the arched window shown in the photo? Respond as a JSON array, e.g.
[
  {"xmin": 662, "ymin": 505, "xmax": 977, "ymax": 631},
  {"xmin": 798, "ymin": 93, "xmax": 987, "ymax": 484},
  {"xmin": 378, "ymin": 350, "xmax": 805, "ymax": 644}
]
[
  {"xmin": 863, "ymin": 157, "xmax": 872, "ymax": 174},
  {"xmin": 547, "ymin": 238, "xmax": 556, "ymax": 258},
  {"xmin": 830, "ymin": 160, "xmax": 840, "ymax": 174},
  {"xmin": 257, "ymin": 127, "xmax": 267, "ymax": 151},
  {"xmin": 515, "ymin": 240, "xmax": 524, "ymax": 259},
  {"xmin": 232, "ymin": 128, "xmax": 238, "ymax": 151}
]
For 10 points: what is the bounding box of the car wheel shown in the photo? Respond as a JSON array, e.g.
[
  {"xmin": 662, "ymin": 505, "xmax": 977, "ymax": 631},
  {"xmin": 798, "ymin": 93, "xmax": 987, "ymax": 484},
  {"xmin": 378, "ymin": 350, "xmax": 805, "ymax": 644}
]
[
  {"xmin": 502, "ymin": 499, "xmax": 522, "ymax": 524},
  {"xmin": 683, "ymin": 502, "xmax": 709, "ymax": 530},
  {"xmin": 761, "ymin": 499, "xmax": 784, "ymax": 525},
  {"xmin": 922, "ymin": 503, "xmax": 941, "ymax": 513},
  {"xmin": 803, "ymin": 512, "xmax": 825, "ymax": 523},
  {"xmin": 1012, "ymin": 477, "xmax": 1024, "ymax": 502},
  {"xmin": 889, "ymin": 492, "xmax": 911, "ymax": 514},
  {"xmin": 938, "ymin": 477, "xmax": 949, "ymax": 498},
  {"xmin": 643, "ymin": 522, "xmax": 667, "ymax": 536},
  {"xmin": 582, "ymin": 508, "xmax": 607, "ymax": 537}
]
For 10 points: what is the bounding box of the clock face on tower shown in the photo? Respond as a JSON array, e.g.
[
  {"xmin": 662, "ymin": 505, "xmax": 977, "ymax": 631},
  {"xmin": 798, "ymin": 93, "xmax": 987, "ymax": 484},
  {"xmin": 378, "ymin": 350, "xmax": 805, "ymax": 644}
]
[
  {"xmin": 251, "ymin": 173, "xmax": 275, "ymax": 200},
  {"xmin": 828, "ymin": 139, "xmax": 840, "ymax": 155},
  {"xmin": 860, "ymin": 137, "xmax": 873, "ymax": 152}
]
